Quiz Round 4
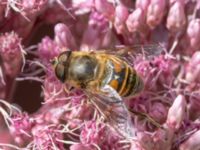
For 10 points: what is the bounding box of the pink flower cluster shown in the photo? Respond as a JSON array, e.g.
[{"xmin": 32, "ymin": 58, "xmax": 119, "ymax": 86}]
[{"xmin": 0, "ymin": 0, "xmax": 200, "ymax": 150}]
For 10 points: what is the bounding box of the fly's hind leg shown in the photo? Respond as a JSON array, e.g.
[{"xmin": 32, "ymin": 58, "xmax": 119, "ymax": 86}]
[{"xmin": 128, "ymin": 109, "xmax": 164, "ymax": 129}]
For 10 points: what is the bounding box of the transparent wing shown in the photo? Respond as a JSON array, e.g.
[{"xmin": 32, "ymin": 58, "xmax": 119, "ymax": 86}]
[
  {"xmin": 93, "ymin": 44, "xmax": 165, "ymax": 60},
  {"xmin": 114, "ymin": 44, "xmax": 165, "ymax": 58},
  {"xmin": 86, "ymin": 85, "xmax": 136, "ymax": 138}
]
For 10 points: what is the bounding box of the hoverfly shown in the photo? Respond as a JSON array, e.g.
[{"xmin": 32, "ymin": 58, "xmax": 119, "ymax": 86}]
[{"xmin": 51, "ymin": 45, "xmax": 164, "ymax": 138}]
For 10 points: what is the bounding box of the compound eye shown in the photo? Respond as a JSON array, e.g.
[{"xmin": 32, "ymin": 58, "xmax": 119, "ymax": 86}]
[
  {"xmin": 58, "ymin": 51, "xmax": 70, "ymax": 63},
  {"xmin": 55, "ymin": 63, "xmax": 65, "ymax": 82}
]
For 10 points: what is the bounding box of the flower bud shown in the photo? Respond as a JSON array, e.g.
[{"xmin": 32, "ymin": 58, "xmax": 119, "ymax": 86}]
[
  {"xmin": 135, "ymin": 0, "xmax": 150, "ymax": 12},
  {"xmin": 166, "ymin": 95, "xmax": 186, "ymax": 130},
  {"xmin": 72, "ymin": 0, "xmax": 94, "ymax": 15},
  {"xmin": 146, "ymin": 0, "xmax": 166, "ymax": 29},
  {"xmin": 166, "ymin": 1, "xmax": 186, "ymax": 33},
  {"xmin": 80, "ymin": 11, "xmax": 109, "ymax": 50},
  {"xmin": 94, "ymin": 0, "xmax": 115, "ymax": 19},
  {"xmin": 54, "ymin": 23, "xmax": 77, "ymax": 50},
  {"xmin": 187, "ymin": 19, "xmax": 200, "ymax": 49},
  {"xmin": 185, "ymin": 51, "xmax": 200, "ymax": 83},
  {"xmin": 0, "ymin": 32, "xmax": 23, "ymax": 78},
  {"xmin": 126, "ymin": 8, "xmax": 145, "ymax": 33},
  {"xmin": 114, "ymin": 4, "xmax": 129, "ymax": 34}
]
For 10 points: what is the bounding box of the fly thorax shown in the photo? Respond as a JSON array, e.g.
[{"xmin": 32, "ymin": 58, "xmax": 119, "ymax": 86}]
[{"xmin": 69, "ymin": 55, "xmax": 97, "ymax": 82}]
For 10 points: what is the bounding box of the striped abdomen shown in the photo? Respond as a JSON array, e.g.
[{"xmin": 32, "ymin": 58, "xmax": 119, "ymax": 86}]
[{"xmin": 102, "ymin": 56, "xmax": 144, "ymax": 97}]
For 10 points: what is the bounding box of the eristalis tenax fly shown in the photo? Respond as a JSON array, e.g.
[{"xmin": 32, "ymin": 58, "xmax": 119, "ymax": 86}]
[{"xmin": 51, "ymin": 45, "xmax": 164, "ymax": 137}]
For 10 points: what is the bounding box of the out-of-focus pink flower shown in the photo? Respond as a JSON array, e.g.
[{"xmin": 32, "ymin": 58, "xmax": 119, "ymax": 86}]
[
  {"xmin": 166, "ymin": 1, "xmax": 186, "ymax": 33},
  {"xmin": 185, "ymin": 51, "xmax": 200, "ymax": 84},
  {"xmin": 179, "ymin": 130, "xmax": 200, "ymax": 150},
  {"xmin": 0, "ymin": 130, "xmax": 13, "ymax": 150},
  {"xmin": 117, "ymin": 0, "xmax": 134, "ymax": 8},
  {"xmin": 94, "ymin": 0, "xmax": 115, "ymax": 20},
  {"xmin": 80, "ymin": 11, "xmax": 110, "ymax": 50},
  {"xmin": 21, "ymin": 0, "xmax": 47, "ymax": 15},
  {"xmin": 187, "ymin": 19, "xmax": 200, "ymax": 49},
  {"xmin": 41, "ymin": 1, "xmax": 73, "ymax": 24},
  {"xmin": 0, "ymin": 32, "xmax": 23, "ymax": 78},
  {"xmin": 146, "ymin": 0, "xmax": 166, "ymax": 29},
  {"xmin": 54, "ymin": 23, "xmax": 77, "ymax": 50},
  {"xmin": 72, "ymin": 0, "xmax": 94, "ymax": 15},
  {"xmin": 130, "ymin": 140, "xmax": 145, "ymax": 150},
  {"xmin": 114, "ymin": 4, "xmax": 129, "ymax": 34},
  {"xmin": 1, "ymin": 14, "xmax": 36, "ymax": 39},
  {"xmin": 0, "ymin": 83, "xmax": 6, "ymax": 99},
  {"xmin": 70, "ymin": 143, "xmax": 93, "ymax": 150},
  {"xmin": 135, "ymin": 0, "xmax": 150, "ymax": 12},
  {"xmin": 126, "ymin": 8, "xmax": 147, "ymax": 33},
  {"xmin": 166, "ymin": 95, "xmax": 186, "ymax": 130},
  {"xmin": 4, "ymin": 0, "xmax": 47, "ymax": 18},
  {"xmin": 169, "ymin": 0, "xmax": 185, "ymax": 5}
]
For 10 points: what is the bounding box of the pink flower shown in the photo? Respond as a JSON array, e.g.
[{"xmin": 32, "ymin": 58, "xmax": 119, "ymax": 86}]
[
  {"xmin": 0, "ymin": 32, "xmax": 23, "ymax": 78},
  {"xmin": 54, "ymin": 23, "xmax": 77, "ymax": 50},
  {"xmin": 43, "ymin": 74, "xmax": 66, "ymax": 102},
  {"xmin": 146, "ymin": 0, "xmax": 166, "ymax": 29},
  {"xmin": 80, "ymin": 121, "xmax": 123, "ymax": 149},
  {"xmin": 187, "ymin": 19, "xmax": 200, "ymax": 50},
  {"xmin": 31, "ymin": 124, "xmax": 64, "ymax": 149},
  {"xmin": 80, "ymin": 121, "xmax": 107, "ymax": 145},
  {"xmin": 80, "ymin": 11, "xmax": 110, "ymax": 50},
  {"xmin": 126, "ymin": 8, "xmax": 147, "ymax": 33},
  {"xmin": 1, "ymin": 1, "xmax": 200, "ymax": 150},
  {"xmin": 72, "ymin": 0, "xmax": 94, "ymax": 15},
  {"xmin": 153, "ymin": 125, "xmax": 175, "ymax": 150},
  {"xmin": 166, "ymin": 1, "xmax": 186, "ymax": 33},
  {"xmin": 94, "ymin": 0, "xmax": 115, "ymax": 20},
  {"xmin": 70, "ymin": 143, "xmax": 93, "ymax": 150},
  {"xmin": 114, "ymin": 4, "xmax": 129, "ymax": 34},
  {"xmin": 185, "ymin": 51, "xmax": 200, "ymax": 84},
  {"xmin": 149, "ymin": 102, "xmax": 167, "ymax": 123},
  {"xmin": 10, "ymin": 112, "xmax": 35, "ymax": 145},
  {"xmin": 38, "ymin": 36, "xmax": 61, "ymax": 64},
  {"xmin": 166, "ymin": 95, "xmax": 186, "ymax": 130},
  {"xmin": 135, "ymin": 0, "xmax": 150, "ymax": 12}
]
